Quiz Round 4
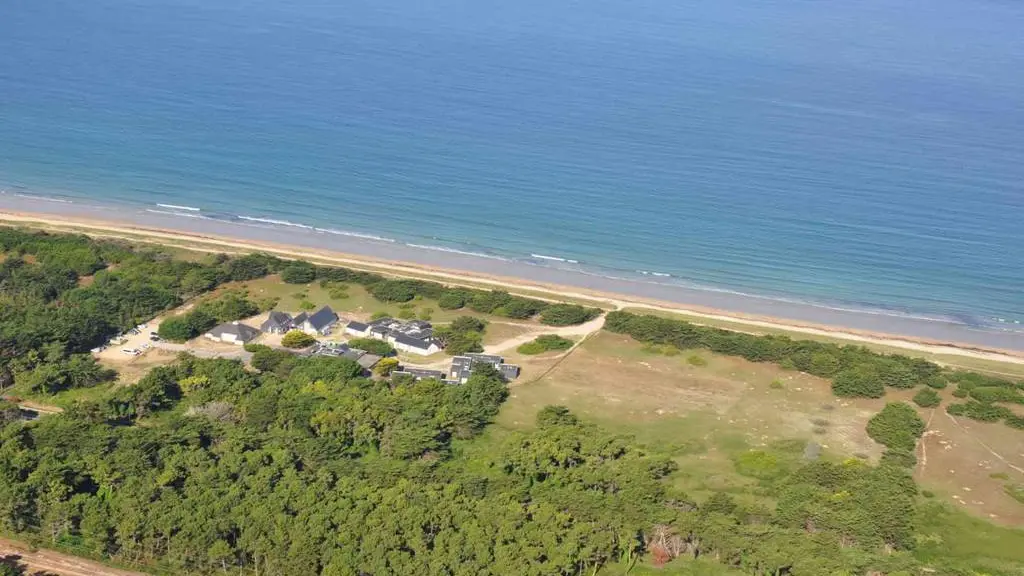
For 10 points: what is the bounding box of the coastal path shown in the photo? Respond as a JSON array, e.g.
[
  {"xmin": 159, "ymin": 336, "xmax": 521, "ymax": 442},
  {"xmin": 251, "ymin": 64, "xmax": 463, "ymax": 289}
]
[{"xmin": 406, "ymin": 314, "xmax": 609, "ymax": 371}]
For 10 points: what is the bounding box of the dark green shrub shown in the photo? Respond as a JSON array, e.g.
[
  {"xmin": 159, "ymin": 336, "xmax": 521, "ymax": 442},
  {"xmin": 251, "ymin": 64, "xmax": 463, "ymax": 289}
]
[
  {"xmin": 347, "ymin": 338, "xmax": 396, "ymax": 356},
  {"xmin": 912, "ymin": 388, "xmax": 941, "ymax": 408},
  {"xmin": 832, "ymin": 366, "xmax": 885, "ymax": 398},
  {"xmin": 281, "ymin": 330, "xmax": 317, "ymax": 349},
  {"xmin": 866, "ymin": 402, "xmax": 925, "ymax": 451},
  {"xmin": 539, "ymin": 304, "xmax": 601, "ymax": 326},
  {"xmin": 281, "ymin": 262, "xmax": 316, "ymax": 284}
]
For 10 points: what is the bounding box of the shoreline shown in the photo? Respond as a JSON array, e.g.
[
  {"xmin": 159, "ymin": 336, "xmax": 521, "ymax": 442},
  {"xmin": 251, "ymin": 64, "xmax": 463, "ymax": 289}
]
[{"xmin": 2, "ymin": 206, "xmax": 1024, "ymax": 366}]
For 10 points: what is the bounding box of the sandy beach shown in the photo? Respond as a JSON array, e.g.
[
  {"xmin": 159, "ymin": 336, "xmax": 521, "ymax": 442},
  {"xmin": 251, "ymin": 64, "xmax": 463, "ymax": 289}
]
[{"xmin": 2, "ymin": 206, "xmax": 1024, "ymax": 367}]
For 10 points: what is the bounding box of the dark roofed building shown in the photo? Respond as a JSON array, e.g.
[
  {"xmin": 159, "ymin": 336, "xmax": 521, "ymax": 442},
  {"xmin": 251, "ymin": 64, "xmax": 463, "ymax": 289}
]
[
  {"xmin": 393, "ymin": 367, "xmax": 448, "ymax": 381},
  {"xmin": 297, "ymin": 306, "xmax": 339, "ymax": 335},
  {"xmin": 260, "ymin": 311, "xmax": 293, "ymax": 334},
  {"xmin": 205, "ymin": 322, "xmax": 261, "ymax": 345},
  {"xmin": 392, "ymin": 333, "xmax": 441, "ymax": 355},
  {"xmin": 449, "ymin": 354, "xmax": 520, "ymax": 383},
  {"xmin": 345, "ymin": 321, "xmax": 370, "ymax": 337},
  {"xmin": 345, "ymin": 317, "xmax": 441, "ymax": 356}
]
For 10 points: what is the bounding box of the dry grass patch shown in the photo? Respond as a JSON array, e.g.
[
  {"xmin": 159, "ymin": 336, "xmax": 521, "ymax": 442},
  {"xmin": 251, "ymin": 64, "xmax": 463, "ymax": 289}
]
[
  {"xmin": 496, "ymin": 331, "xmax": 885, "ymax": 460},
  {"xmin": 916, "ymin": 406, "xmax": 1024, "ymax": 526}
]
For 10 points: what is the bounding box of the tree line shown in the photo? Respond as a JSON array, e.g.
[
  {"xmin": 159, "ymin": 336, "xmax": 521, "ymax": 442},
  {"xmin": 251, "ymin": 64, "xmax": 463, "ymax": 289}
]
[
  {"xmin": 272, "ymin": 256, "xmax": 601, "ymax": 325},
  {"xmin": 0, "ymin": 229, "xmax": 274, "ymax": 397}
]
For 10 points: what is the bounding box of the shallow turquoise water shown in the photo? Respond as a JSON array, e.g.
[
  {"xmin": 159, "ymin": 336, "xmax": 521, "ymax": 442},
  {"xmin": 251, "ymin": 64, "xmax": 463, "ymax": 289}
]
[{"xmin": 1, "ymin": 0, "xmax": 1023, "ymax": 331}]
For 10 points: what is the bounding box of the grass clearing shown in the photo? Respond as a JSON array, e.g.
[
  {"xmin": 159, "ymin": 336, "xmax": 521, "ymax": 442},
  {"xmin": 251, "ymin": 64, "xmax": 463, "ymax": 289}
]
[{"xmin": 494, "ymin": 331, "xmax": 887, "ymax": 501}]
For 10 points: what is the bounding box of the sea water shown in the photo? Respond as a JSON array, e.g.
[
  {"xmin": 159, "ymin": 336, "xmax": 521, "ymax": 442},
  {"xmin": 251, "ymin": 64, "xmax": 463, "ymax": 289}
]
[{"xmin": 1, "ymin": 0, "xmax": 1023, "ymax": 343}]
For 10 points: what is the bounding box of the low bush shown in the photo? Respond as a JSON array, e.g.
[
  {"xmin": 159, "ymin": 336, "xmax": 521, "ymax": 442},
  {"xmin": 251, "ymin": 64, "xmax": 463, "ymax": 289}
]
[
  {"xmin": 686, "ymin": 354, "xmax": 708, "ymax": 367},
  {"xmin": 947, "ymin": 401, "xmax": 1013, "ymax": 422},
  {"xmin": 347, "ymin": 338, "xmax": 396, "ymax": 356},
  {"xmin": 281, "ymin": 330, "xmax": 316, "ymax": 349},
  {"xmin": 539, "ymin": 304, "xmax": 601, "ymax": 326},
  {"xmin": 913, "ymin": 388, "xmax": 941, "ymax": 408},
  {"xmin": 518, "ymin": 334, "xmax": 573, "ymax": 355},
  {"xmin": 281, "ymin": 262, "xmax": 316, "ymax": 284},
  {"xmin": 866, "ymin": 402, "xmax": 925, "ymax": 452}
]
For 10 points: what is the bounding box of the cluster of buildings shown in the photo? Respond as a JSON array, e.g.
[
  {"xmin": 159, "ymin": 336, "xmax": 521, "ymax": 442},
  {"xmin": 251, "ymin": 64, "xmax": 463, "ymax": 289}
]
[
  {"xmin": 201, "ymin": 309, "xmax": 521, "ymax": 384},
  {"xmin": 204, "ymin": 306, "xmax": 340, "ymax": 346},
  {"xmin": 308, "ymin": 341, "xmax": 383, "ymax": 371},
  {"xmin": 261, "ymin": 307, "xmax": 339, "ymax": 336},
  {"xmin": 344, "ymin": 317, "xmax": 442, "ymax": 356}
]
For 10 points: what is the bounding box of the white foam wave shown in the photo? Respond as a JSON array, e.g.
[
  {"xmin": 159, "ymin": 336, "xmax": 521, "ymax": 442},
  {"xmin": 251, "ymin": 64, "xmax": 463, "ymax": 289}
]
[
  {"xmin": 406, "ymin": 243, "xmax": 509, "ymax": 261},
  {"xmin": 156, "ymin": 203, "xmax": 200, "ymax": 212},
  {"xmin": 145, "ymin": 209, "xmax": 210, "ymax": 220},
  {"xmin": 14, "ymin": 193, "xmax": 72, "ymax": 204},
  {"xmin": 531, "ymin": 253, "xmax": 580, "ymax": 264},
  {"xmin": 314, "ymin": 227, "xmax": 396, "ymax": 243},
  {"xmin": 638, "ymin": 270, "xmax": 673, "ymax": 278},
  {"xmin": 237, "ymin": 215, "xmax": 313, "ymax": 229}
]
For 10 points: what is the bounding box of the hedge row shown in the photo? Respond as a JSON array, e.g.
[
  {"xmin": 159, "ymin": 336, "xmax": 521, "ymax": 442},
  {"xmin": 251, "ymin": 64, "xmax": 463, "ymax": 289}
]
[{"xmin": 270, "ymin": 256, "xmax": 601, "ymax": 325}]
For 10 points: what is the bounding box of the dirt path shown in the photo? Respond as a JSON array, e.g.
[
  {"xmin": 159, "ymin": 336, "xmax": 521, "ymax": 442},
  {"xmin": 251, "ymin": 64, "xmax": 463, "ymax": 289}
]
[
  {"xmin": 482, "ymin": 315, "xmax": 607, "ymax": 356},
  {"xmin": 0, "ymin": 538, "xmax": 149, "ymax": 576},
  {"xmin": 407, "ymin": 315, "xmax": 608, "ymax": 371},
  {"xmin": 943, "ymin": 411, "xmax": 1024, "ymax": 475}
]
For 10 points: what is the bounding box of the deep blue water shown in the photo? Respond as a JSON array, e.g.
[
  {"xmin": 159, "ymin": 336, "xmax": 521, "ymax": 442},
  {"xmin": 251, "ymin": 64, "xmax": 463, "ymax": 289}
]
[{"xmin": 2, "ymin": 0, "xmax": 1023, "ymax": 328}]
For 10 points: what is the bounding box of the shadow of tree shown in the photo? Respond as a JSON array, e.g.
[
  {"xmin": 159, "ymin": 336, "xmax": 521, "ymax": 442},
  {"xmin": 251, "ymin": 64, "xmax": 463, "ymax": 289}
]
[{"xmin": 0, "ymin": 554, "xmax": 60, "ymax": 576}]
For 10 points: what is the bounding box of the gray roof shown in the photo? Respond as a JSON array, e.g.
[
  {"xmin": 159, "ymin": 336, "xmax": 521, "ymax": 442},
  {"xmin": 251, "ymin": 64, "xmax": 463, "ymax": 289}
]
[
  {"xmin": 465, "ymin": 353, "xmax": 503, "ymax": 364},
  {"xmin": 393, "ymin": 333, "xmax": 435, "ymax": 350},
  {"xmin": 208, "ymin": 322, "xmax": 261, "ymax": 342},
  {"xmin": 261, "ymin": 311, "xmax": 293, "ymax": 331},
  {"xmin": 306, "ymin": 306, "xmax": 338, "ymax": 330},
  {"xmin": 499, "ymin": 364, "xmax": 521, "ymax": 380},
  {"xmin": 356, "ymin": 353, "xmax": 382, "ymax": 369},
  {"xmin": 292, "ymin": 312, "xmax": 309, "ymax": 326},
  {"xmin": 397, "ymin": 367, "xmax": 447, "ymax": 380},
  {"xmin": 346, "ymin": 321, "xmax": 369, "ymax": 332}
]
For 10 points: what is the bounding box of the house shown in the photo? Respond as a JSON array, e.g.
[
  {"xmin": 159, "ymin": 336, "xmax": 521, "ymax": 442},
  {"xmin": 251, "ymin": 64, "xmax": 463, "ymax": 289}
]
[
  {"xmin": 205, "ymin": 322, "xmax": 261, "ymax": 345},
  {"xmin": 308, "ymin": 342, "xmax": 381, "ymax": 372},
  {"xmin": 449, "ymin": 353, "xmax": 520, "ymax": 383},
  {"xmin": 391, "ymin": 333, "xmax": 442, "ymax": 355},
  {"xmin": 346, "ymin": 317, "xmax": 442, "ymax": 356},
  {"xmin": 345, "ymin": 321, "xmax": 370, "ymax": 337},
  {"xmin": 392, "ymin": 367, "xmax": 448, "ymax": 381},
  {"xmin": 295, "ymin": 306, "xmax": 339, "ymax": 335},
  {"xmin": 260, "ymin": 311, "xmax": 293, "ymax": 334}
]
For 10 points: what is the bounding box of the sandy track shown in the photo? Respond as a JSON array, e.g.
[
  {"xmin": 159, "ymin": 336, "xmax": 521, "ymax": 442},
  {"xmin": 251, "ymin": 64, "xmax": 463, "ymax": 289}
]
[{"xmin": 0, "ymin": 538, "xmax": 149, "ymax": 576}]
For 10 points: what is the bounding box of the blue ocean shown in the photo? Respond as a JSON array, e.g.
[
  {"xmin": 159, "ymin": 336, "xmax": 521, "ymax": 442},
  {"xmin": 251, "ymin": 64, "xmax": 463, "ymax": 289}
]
[{"xmin": 2, "ymin": 0, "xmax": 1023, "ymax": 341}]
